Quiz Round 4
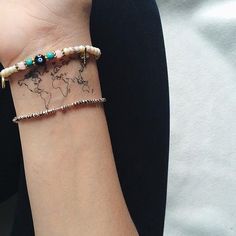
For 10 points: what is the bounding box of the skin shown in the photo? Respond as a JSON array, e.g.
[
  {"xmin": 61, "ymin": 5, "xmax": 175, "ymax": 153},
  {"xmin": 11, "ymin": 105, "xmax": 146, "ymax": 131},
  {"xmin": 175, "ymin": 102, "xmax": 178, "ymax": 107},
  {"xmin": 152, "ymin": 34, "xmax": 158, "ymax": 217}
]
[{"xmin": 0, "ymin": 1, "xmax": 139, "ymax": 235}]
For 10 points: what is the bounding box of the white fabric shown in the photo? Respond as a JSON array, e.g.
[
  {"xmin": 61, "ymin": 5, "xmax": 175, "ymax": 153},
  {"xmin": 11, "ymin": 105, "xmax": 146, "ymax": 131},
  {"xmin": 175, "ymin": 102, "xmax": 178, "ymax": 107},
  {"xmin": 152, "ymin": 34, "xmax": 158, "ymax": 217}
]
[{"xmin": 156, "ymin": 1, "xmax": 236, "ymax": 235}]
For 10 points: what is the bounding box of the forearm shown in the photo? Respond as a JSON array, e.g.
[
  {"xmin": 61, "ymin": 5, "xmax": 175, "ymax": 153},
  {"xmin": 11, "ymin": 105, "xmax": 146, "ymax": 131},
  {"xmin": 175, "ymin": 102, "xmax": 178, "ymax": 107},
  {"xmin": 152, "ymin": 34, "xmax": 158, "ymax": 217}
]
[{"xmin": 8, "ymin": 20, "xmax": 138, "ymax": 236}]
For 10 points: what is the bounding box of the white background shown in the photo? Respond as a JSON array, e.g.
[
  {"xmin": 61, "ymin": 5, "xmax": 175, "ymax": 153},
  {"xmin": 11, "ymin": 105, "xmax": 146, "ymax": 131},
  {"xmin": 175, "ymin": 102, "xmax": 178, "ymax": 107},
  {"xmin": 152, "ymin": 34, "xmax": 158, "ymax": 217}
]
[{"xmin": 156, "ymin": 0, "xmax": 236, "ymax": 235}]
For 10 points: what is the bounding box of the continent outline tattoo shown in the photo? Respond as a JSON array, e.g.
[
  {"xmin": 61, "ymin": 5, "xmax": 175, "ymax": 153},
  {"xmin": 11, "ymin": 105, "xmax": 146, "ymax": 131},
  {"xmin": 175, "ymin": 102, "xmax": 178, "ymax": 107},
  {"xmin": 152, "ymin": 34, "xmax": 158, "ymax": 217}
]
[{"xmin": 18, "ymin": 56, "xmax": 94, "ymax": 109}]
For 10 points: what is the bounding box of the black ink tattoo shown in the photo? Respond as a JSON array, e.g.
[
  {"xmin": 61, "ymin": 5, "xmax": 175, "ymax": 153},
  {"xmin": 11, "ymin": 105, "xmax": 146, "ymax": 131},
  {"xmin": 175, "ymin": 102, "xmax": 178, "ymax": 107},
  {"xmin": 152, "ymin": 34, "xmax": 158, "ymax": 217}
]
[
  {"xmin": 18, "ymin": 57, "xmax": 94, "ymax": 109},
  {"xmin": 18, "ymin": 66, "xmax": 52, "ymax": 109}
]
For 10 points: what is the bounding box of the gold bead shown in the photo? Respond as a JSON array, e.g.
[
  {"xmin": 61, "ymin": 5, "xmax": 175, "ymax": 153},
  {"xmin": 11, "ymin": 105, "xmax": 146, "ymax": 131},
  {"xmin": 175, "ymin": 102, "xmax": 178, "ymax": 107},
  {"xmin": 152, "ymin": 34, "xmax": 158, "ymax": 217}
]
[{"xmin": 1, "ymin": 76, "xmax": 5, "ymax": 89}]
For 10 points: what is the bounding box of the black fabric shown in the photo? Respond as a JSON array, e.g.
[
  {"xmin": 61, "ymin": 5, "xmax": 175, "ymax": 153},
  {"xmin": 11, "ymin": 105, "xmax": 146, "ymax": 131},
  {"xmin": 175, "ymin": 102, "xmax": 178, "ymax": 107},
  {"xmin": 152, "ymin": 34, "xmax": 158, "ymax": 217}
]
[
  {"xmin": 0, "ymin": 0, "xmax": 169, "ymax": 235},
  {"xmin": 0, "ymin": 83, "xmax": 20, "ymax": 203}
]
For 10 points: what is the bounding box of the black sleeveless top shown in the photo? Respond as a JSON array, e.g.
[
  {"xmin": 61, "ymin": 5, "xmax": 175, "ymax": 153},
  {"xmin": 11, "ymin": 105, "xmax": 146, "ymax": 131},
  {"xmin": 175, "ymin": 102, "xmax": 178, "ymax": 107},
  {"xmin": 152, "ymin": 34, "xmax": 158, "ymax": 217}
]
[{"xmin": 0, "ymin": 1, "xmax": 169, "ymax": 235}]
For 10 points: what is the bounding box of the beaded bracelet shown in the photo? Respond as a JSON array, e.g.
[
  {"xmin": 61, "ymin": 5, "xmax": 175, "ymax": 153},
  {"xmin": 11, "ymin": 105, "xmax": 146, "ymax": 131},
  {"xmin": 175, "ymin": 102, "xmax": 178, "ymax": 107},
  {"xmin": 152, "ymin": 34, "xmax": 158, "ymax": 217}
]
[
  {"xmin": 0, "ymin": 45, "xmax": 101, "ymax": 89},
  {"xmin": 12, "ymin": 97, "xmax": 106, "ymax": 123}
]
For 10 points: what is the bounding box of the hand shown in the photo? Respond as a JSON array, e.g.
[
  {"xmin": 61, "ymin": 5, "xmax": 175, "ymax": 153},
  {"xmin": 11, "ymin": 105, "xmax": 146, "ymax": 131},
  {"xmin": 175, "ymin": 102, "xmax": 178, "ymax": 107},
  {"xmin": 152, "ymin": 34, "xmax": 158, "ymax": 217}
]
[{"xmin": 0, "ymin": 0, "xmax": 92, "ymax": 67}]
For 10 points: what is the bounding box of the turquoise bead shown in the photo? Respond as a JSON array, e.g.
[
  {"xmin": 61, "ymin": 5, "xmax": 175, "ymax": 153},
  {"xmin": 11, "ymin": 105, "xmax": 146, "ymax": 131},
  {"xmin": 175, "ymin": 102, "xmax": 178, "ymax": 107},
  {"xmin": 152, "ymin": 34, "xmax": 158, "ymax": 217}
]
[
  {"xmin": 25, "ymin": 58, "xmax": 33, "ymax": 67},
  {"xmin": 46, "ymin": 52, "xmax": 55, "ymax": 60}
]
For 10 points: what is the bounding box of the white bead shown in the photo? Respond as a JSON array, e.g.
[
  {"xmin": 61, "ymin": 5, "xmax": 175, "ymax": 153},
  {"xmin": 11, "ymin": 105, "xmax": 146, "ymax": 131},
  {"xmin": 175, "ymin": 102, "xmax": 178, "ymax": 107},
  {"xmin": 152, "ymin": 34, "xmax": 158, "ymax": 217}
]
[
  {"xmin": 78, "ymin": 45, "xmax": 85, "ymax": 53},
  {"xmin": 3, "ymin": 69, "xmax": 8, "ymax": 77},
  {"xmin": 92, "ymin": 47, "xmax": 97, "ymax": 55},
  {"xmin": 7, "ymin": 67, "xmax": 13, "ymax": 75},
  {"xmin": 7, "ymin": 68, "xmax": 12, "ymax": 75},
  {"xmin": 2, "ymin": 69, "xmax": 8, "ymax": 77},
  {"xmin": 87, "ymin": 47, "xmax": 92, "ymax": 54},
  {"xmin": 92, "ymin": 48, "xmax": 96, "ymax": 56},
  {"xmin": 68, "ymin": 47, "xmax": 74, "ymax": 54},
  {"xmin": 91, "ymin": 47, "xmax": 96, "ymax": 55},
  {"xmin": 92, "ymin": 47, "xmax": 96, "ymax": 56},
  {"xmin": 63, "ymin": 48, "xmax": 70, "ymax": 56},
  {"xmin": 12, "ymin": 66, "xmax": 18, "ymax": 73},
  {"xmin": 6, "ymin": 69, "xmax": 11, "ymax": 77},
  {"xmin": 10, "ymin": 66, "xmax": 16, "ymax": 73},
  {"xmin": 87, "ymin": 45, "xmax": 92, "ymax": 52},
  {"xmin": 74, "ymin": 46, "xmax": 80, "ymax": 52},
  {"xmin": 84, "ymin": 45, "xmax": 89, "ymax": 53},
  {"xmin": 95, "ymin": 49, "xmax": 100, "ymax": 58}
]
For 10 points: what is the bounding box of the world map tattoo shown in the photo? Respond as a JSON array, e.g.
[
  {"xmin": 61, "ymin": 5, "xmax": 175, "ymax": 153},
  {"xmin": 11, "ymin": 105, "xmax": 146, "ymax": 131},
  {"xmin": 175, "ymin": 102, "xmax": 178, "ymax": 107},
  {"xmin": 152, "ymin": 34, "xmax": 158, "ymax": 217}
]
[{"xmin": 18, "ymin": 56, "xmax": 93, "ymax": 109}]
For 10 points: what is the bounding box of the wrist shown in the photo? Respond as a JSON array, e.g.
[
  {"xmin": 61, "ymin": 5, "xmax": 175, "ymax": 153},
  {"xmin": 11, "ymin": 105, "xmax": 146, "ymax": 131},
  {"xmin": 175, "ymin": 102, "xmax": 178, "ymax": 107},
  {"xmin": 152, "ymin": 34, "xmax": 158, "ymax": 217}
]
[
  {"xmin": 5, "ymin": 26, "xmax": 91, "ymax": 68},
  {"xmin": 9, "ymin": 48, "xmax": 101, "ymax": 113}
]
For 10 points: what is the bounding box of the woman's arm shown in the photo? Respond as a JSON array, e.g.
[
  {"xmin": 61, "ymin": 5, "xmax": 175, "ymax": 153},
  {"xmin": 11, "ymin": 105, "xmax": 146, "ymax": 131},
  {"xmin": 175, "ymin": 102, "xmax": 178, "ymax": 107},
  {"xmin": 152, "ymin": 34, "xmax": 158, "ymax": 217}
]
[{"xmin": 0, "ymin": 1, "xmax": 138, "ymax": 235}]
